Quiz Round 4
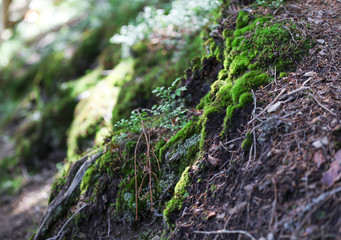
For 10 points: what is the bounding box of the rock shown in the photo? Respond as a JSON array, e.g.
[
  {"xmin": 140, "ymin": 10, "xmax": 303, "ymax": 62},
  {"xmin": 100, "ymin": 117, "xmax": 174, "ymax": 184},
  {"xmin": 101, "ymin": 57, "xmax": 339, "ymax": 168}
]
[
  {"xmin": 267, "ymin": 101, "xmax": 282, "ymax": 113},
  {"xmin": 267, "ymin": 233, "xmax": 274, "ymax": 240},
  {"xmin": 304, "ymin": 71, "xmax": 316, "ymax": 77},
  {"xmin": 319, "ymin": 51, "xmax": 326, "ymax": 56},
  {"xmin": 312, "ymin": 137, "xmax": 328, "ymax": 148},
  {"xmin": 312, "ymin": 140, "xmax": 323, "ymax": 148},
  {"xmin": 316, "ymin": 39, "xmax": 325, "ymax": 44}
]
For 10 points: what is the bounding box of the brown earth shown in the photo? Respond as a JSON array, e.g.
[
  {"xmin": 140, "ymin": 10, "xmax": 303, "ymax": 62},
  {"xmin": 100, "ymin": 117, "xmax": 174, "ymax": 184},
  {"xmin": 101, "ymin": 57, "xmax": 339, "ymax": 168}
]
[
  {"xmin": 170, "ymin": 0, "xmax": 341, "ymax": 239},
  {"xmin": 0, "ymin": 169, "xmax": 56, "ymax": 240}
]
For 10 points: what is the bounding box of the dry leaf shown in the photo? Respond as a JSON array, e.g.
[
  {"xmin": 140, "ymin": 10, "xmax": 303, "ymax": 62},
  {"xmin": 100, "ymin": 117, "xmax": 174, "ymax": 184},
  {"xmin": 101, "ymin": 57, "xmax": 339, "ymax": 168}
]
[
  {"xmin": 207, "ymin": 154, "xmax": 221, "ymax": 167},
  {"xmin": 228, "ymin": 202, "xmax": 247, "ymax": 215},
  {"xmin": 313, "ymin": 150, "xmax": 325, "ymax": 168},
  {"xmin": 322, "ymin": 150, "xmax": 341, "ymax": 187},
  {"xmin": 205, "ymin": 210, "xmax": 216, "ymax": 219},
  {"xmin": 193, "ymin": 208, "xmax": 203, "ymax": 216}
]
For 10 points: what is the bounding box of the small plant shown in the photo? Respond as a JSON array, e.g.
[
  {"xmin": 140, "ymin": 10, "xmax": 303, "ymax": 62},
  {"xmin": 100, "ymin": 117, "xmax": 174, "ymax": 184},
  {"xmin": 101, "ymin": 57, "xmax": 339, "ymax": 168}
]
[
  {"xmin": 114, "ymin": 78, "xmax": 188, "ymax": 133},
  {"xmin": 114, "ymin": 110, "xmax": 149, "ymax": 133},
  {"xmin": 256, "ymin": 0, "xmax": 284, "ymax": 9},
  {"xmin": 151, "ymin": 78, "xmax": 187, "ymax": 130}
]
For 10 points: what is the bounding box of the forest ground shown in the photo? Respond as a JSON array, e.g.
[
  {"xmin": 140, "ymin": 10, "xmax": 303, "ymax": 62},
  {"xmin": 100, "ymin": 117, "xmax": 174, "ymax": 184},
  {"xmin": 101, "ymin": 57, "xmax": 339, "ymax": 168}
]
[{"xmin": 0, "ymin": 0, "xmax": 340, "ymax": 239}]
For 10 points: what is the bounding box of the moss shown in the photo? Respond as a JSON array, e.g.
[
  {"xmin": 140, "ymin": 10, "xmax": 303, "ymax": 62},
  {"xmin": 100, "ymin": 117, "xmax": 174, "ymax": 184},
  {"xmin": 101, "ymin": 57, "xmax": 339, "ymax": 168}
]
[
  {"xmin": 112, "ymin": 33, "xmax": 205, "ymax": 124},
  {"xmin": 236, "ymin": 11, "xmax": 250, "ymax": 29},
  {"xmin": 228, "ymin": 53, "xmax": 250, "ymax": 77},
  {"xmin": 67, "ymin": 62, "xmax": 133, "ymax": 161},
  {"xmin": 163, "ymin": 166, "xmax": 191, "ymax": 223},
  {"xmin": 222, "ymin": 28, "xmax": 233, "ymax": 39},
  {"xmin": 231, "ymin": 71, "xmax": 269, "ymax": 104},
  {"xmin": 280, "ymin": 72, "xmax": 288, "ymax": 78},
  {"xmin": 241, "ymin": 132, "xmax": 253, "ymax": 152},
  {"xmin": 80, "ymin": 165, "xmax": 98, "ymax": 194},
  {"xmin": 160, "ymin": 119, "xmax": 201, "ymax": 161},
  {"xmin": 197, "ymin": 11, "xmax": 311, "ymax": 143}
]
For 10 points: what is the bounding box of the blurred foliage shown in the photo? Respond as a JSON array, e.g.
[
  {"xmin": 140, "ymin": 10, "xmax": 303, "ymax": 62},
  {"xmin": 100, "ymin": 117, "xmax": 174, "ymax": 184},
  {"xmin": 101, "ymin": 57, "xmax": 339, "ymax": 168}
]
[{"xmin": 0, "ymin": 0, "xmax": 220, "ymax": 195}]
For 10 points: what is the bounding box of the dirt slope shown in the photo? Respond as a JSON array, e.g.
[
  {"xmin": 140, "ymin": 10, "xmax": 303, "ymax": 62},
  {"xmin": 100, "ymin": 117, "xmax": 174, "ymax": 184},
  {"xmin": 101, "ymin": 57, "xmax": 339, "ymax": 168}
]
[{"xmin": 170, "ymin": 0, "xmax": 341, "ymax": 239}]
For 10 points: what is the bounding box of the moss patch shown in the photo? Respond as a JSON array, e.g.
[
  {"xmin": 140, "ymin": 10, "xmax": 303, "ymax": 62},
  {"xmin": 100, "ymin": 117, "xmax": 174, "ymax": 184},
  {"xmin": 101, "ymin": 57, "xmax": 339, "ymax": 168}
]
[{"xmin": 163, "ymin": 166, "xmax": 191, "ymax": 223}]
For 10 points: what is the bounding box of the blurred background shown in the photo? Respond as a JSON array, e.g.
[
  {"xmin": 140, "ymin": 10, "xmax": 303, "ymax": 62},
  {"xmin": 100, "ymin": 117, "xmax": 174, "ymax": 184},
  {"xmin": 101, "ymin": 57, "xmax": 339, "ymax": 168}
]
[{"xmin": 0, "ymin": 1, "xmax": 219, "ymax": 238}]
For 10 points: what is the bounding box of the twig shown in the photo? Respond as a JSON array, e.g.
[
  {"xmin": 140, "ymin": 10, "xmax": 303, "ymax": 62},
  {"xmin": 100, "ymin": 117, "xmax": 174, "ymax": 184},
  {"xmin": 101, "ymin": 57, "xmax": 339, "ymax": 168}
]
[
  {"xmin": 269, "ymin": 177, "xmax": 278, "ymax": 229},
  {"xmin": 248, "ymin": 88, "xmax": 286, "ymax": 125},
  {"xmin": 194, "ymin": 229, "xmax": 256, "ymax": 240},
  {"xmin": 47, "ymin": 204, "xmax": 89, "ymax": 240},
  {"xmin": 251, "ymin": 90, "xmax": 257, "ymax": 163},
  {"xmin": 137, "ymin": 111, "xmax": 154, "ymax": 212},
  {"xmin": 107, "ymin": 217, "xmax": 110, "ymax": 237},
  {"xmin": 223, "ymin": 137, "xmax": 244, "ymax": 146},
  {"xmin": 158, "ymin": 182, "xmax": 175, "ymax": 211},
  {"xmin": 303, "ymin": 185, "xmax": 341, "ymax": 213},
  {"xmin": 246, "ymin": 144, "xmax": 253, "ymax": 169},
  {"xmin": 134, "ymin": 131, "xmax": 143, "ymax": 220},
  {"xmin": 308, "ymin": 93, "xmax": 337, "ymax": 116},
  {"xmin": 278, "ymin": 86, "xmax": 310, "ymax": 100},
  {"xmin": 283, "ymin": 25, "xmax": 297, "ymax": 44}
]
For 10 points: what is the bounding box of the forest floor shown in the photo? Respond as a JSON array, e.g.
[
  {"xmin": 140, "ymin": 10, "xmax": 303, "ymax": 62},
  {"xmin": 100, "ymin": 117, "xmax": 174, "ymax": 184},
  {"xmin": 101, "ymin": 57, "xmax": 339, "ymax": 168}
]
[
  {"xmin": 169, "ymin": 0, "xmax": 341, "ymax": 239},
  {"xmin": 0, "ymin": 168, "xmax": 57, "ymax": 239},
  {"xmin": 0, "ymin": 0, "xmax": 340, "ymax": 239}
]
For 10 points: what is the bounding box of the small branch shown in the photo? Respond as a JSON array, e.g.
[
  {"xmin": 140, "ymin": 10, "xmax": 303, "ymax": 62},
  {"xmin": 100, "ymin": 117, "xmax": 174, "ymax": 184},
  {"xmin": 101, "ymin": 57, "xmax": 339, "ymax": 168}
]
[
  {"xmin": 251, "ymin": 90, "xmax": 257, "ymax": 163},
  {"xmin": 223, "ymin": 137, "xmax": 244, "ymax": 146},
  {"xmin": 269, "ymin": 177, "xmax": 278, "ymax": 229},
  {"xmin": 194, "ymin": 229, "xmax": 256, "ymax": 240},
  {"xmin": 107, "ymin": 217, "xmax": 110, "ymax": 237},
  {"xmin": 248, "ymin": 88, "xmax": 286, "ymax": 125},
  {"xmin": 278, "ymin": 86, "xmax": 310, "ymax": 100},
  {"xmin": 283, "ymin": 25, "xmax": 297, "ymax": 44},
  {"xmin": 308, "ymin": 93, "xmax": 337, "ymax": 116},
  {"xmin": 134, "ymin": 131, "xmax": 143, "ymax": 220},
  {"xmin": 303, "ymin": 185, "xmax": 341, "ymax": 213},
  {"xmin": 47, "ymin": 204, "xmax": 89, "ymax": 240}
]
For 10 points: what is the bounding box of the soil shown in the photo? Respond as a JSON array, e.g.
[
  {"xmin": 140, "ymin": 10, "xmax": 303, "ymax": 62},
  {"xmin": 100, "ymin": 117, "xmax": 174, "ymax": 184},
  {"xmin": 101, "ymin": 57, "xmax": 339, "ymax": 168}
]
[
  {"xmin": 170, "ymin": 0, "xmax": 341, "ymax": 239},
  {"xmin": 0, "ymin": 0, "xmax": 340, "ymax": 239},
  {"xmin": 0, "ymin": 168, "xmax": 56, "ymax": 240}
]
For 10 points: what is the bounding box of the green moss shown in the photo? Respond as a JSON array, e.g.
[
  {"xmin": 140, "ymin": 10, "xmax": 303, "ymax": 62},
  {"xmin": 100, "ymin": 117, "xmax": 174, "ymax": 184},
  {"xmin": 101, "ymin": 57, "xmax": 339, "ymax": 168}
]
[
  {"xmin": 280, "ymin": 72, "xmax": 288, "ymax": 78},
  {"xmin": 222, "ymin": 28, "xmax": 233, "ymax": 39},
  {"xmin": 241, "ymin": 132, "xmax": 253, "ymax": 152},
  {"xmin": 236, "ymin": 11, "xmax": 250, "ymax": 29},
  {"xmin": 197, "ymin": 11, "xmax": 311, "ymax": 143},
  {"xmin": 160, "ymin": 119, "xmax": 201, "ymax": 161},
  {"xmin": 231, "ymin": 71, "xmax": 269, "ymax": 104},
  {"xmin": 163, "ymin": 166, "xmax": 191, "ymax": 223},
  {"xmin": 80, "ymin": 165, "xmax": 98, "ymax": 194},
  {"xmin": 229, "ymin": 53, "xmax": 250, "ymax": 77}
]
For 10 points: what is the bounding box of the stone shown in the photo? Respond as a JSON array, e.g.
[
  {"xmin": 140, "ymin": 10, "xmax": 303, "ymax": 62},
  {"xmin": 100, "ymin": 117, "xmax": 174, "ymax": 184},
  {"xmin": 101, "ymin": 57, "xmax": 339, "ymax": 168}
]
[{"xmin": 267, "ymin": 101, "xmax": 282, "ymax": 113}]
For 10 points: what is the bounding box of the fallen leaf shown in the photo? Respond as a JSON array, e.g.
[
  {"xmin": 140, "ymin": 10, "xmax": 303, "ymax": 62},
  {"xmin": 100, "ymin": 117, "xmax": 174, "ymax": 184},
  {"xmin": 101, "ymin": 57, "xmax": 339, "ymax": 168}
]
[
  {"xmin": 228, "ymin": 202, "xmax": 247, "ymax": 215},
  {"xmin": 313, "ymin": 150, "xmax": 325, "ymax": 168},
  {"xmin": 322, "ymin": 150, "xmax": 341, "ymax": 187},
  {"xmin": 207, "ymin": 154, "xmax": 221, "ymax": 167},
  {"xmin": 205, "ymin": 210, "xmax": 216, "ymax": 219},
  {"xmin": 193, "ymin": 208, "xmax": 203, "ymax": 216}
]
